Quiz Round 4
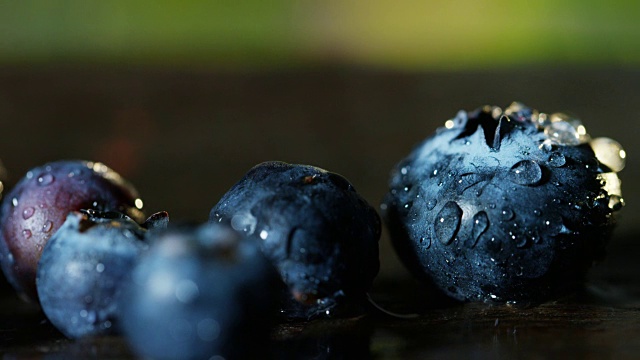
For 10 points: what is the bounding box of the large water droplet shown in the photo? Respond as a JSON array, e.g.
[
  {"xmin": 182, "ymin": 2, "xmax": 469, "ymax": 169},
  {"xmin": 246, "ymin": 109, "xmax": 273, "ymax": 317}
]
[
  {"xmin": 509, "ymin": 160, "xmax": 542, "ymax": 186},
  {"xmin": 544, "ymin": 121, "xmax": 581, "ymax": 146},
  {"xmin": 597, "ymin": 172, "xmax": 622, "ymax": 197},
  {"xmin": 548, "ymin": 152, "xmax": 566, "ymax": 167},
  {"xmin": 434, "ymin": 202, "xmax": 462, "ymax": 245},
  {"xmin": 471, "ymin": 211, "xmax": 489, "ymax": 247},
  {"xmin": 590, "ymin": 137, "xmax": 626, "ymax": 172},
  {"xmin": 37, "ymin": 173, "xmax": 54, "ymax": 186},
  {"xmin": 22, "ymin": 207, "xmax": 35, "ymax": 220}
]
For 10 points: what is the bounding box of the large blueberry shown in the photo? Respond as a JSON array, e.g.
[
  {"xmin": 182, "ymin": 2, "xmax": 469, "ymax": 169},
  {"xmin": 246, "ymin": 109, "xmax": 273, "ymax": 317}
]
[
  {"xmin": 383, "ymin": 103, "xmax": 625, "ymax": 303},
  {"xmin": 120, "ymin": 224, "xmax": 279, "ymax": 360},
  {"xmin": 36, "ymin": 210, "xmax": 165, "ymax": 339},
  {"xmin": 210, "ymin": 161, "xmax": 380, "ymax": 319},
  {"xmin": 0, "ymin": 160, "xmax": 145, "ymax": 302}
]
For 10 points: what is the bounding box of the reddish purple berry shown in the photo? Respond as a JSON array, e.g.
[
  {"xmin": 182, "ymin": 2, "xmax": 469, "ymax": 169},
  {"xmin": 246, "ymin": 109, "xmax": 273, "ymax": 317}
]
[{"xmin": 0, "ymin": 160, "xmax": 145, "ymax": 302}]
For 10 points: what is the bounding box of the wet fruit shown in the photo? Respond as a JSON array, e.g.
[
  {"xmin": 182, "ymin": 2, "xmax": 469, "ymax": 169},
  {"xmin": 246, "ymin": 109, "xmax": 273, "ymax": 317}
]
[
  {"xmin": 0, "ymin": 160, "xmax": 145, "ymax": 302},
  {"xmin": 383, "ymin": 103, "xmax": 625, "ymax": 303},
  {"xmin": 120, "ymin": 224, "xmax": 279, "ymax": 360},
  {"xmin": 36, "ymin": 210, "xmax": 167, "ymax": 339},
  {"xmin": 210, "ymin": 161, "xmax": 381, "ymax": 319}
]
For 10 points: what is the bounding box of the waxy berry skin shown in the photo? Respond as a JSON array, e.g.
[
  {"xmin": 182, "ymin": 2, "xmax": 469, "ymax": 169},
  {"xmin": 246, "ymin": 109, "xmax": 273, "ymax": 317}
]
[
  {"xmin": 210, "ymin": 161, "xmax": 381, "ymax": 319},
  {"xmin": 36, "ymin": 210, "xmax": 164, "ymax": 339},
  {"xmin": 383, "ymin": 104, "xmax": 623, "ymax": 303},
  {"xmin": 120, "ymin": 224, "xmax": 279, "ymax": 360},
  {"xmin": 0, "ymin": 160, "xmax": 144, "ymax": 302}
]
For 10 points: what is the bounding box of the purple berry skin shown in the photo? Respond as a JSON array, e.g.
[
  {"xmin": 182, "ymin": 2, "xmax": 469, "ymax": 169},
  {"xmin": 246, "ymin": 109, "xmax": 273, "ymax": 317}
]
[{"xmin": 0, "ymin": 160, "xmax": 145, "ymax": 302}]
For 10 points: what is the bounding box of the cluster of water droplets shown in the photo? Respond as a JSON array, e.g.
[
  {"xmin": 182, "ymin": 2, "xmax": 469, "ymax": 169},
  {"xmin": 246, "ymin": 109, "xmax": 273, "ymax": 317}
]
[{"xmin": 443, "ymin": 102, "xmax": 627, "ymax": 211}]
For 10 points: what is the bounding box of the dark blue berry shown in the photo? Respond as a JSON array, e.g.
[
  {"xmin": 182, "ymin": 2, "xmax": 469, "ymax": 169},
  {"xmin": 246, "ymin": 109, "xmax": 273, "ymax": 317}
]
[
  {"xmin": 0, "ymin": 160, "xmax": 145, "ymax": 302},
  {"xmin": 36, "ymin": 210, "xmax": 165, "ymax": 339},
  {"xmin": 210, "ymin": 161, "xmax": 380, "ymax": 319},
  {"xmin": 120, "ymin": 224, "xmax": 278, "ymax": 360},
  {"xmin": 383, "ymin": 104, "xmax": 624, "ymax": 303}
]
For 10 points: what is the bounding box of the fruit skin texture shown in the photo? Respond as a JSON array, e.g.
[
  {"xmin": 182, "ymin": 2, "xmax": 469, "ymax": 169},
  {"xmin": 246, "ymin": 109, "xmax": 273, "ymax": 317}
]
[
  {"xmin": 383, "ymin": 106, "xmax": 616, "ymax": 303},
  {"xmin": 36, "ymin": 210, "xmax": 160, "ymax": 339},
  {"xmin": 210, "ymin": 161, "xmax": 381, "ymax": 319},
  {"xmin": 120, "ymin": 224, "xmax": 279, "ymax": 360},
  {"xmin": 0, "ymin": 160, "xmax": 144, "ymax": 302}
]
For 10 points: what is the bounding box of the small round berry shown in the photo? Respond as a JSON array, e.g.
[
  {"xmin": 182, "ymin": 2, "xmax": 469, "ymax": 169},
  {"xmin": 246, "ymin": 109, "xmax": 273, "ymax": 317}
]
[
  {"xmin": 210, "ymin": 161, "xmax": 381, "ymax": 319},
  {"xmin": 120, "ymin": 224, "xmax": 279, "ymax": 360},
  {"xmin": 0, "ymin": 160, "xmax": 145, "ymax": 302}
]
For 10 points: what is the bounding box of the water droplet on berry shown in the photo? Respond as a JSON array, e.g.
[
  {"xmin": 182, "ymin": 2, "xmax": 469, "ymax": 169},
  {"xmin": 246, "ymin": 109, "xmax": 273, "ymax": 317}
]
[
  {"xmin": 419, "ymin": 236, "xmax": 431, "ymax": 249},
  {"xmin": 597, "ymin": 172, "xmax": 622, "ymax": 198},
  {"xmin": 404, "ymin": 202, "xmax": 412, "ymax": 209},
  {"xmin": 544, "ymin": 121, "xmax": 581, "ymax": 146},
  {"xmin": 22, "ymin": 229, "xmax": 32, "ymax": 239},
  {"xmin": 509, "ymin": 160, "xmax": 542, "ymax": 186},
  {"xmin": 471, "ymin": 211, "xmax": 489, "ymax": 247},
  {"xmin": 37, "ymin": 173, "xmax": 54, "ymax": 186},
  {"xmin": 96, "ymin": 263, "xmax": 105, "ymax": 273},
  {"xmin": 510, "ymin": 230, "xmax": 527, "ymax": 248},
  {"xmin": 548, "ymin": 152, "xmax": 566, "ymax": 167},
  {"xmin": 608, "ymin": 195, "xmax": 625, "ymax": 211},
  {"xmin": 11, "ymin": 198, "xmax": 18, "ymax": 207},
  {"xmin": 426, "ymin": 199, "xmax": 437, "ymax": 210},
  {"xmin": 400, "ymin": 166, "xmax": 409, "ymax": 175},
  {"xmin": 500, "ymin": 208, "xmax": 515, "ymax": 221},
  {"xmin": 230, "ymin": 213, "xmax": 257, "ymax": 234},
  {"xmin": 42, "ymin": 221, "xmax": 53, "ymax": 233},
  {"xmin": 434, "ymin": 201, "xmax": 462, "ymax": 245},
  {"xmin": 533, "ymin": 209, "xmax": 542, "ymax": 217},
  {"xmin": 22, "ymin": 207, "xmax": 35, "ymax": 220},
  {"xmin": 590, "ymin": 137, "xmax": 626, "ymax": 172},
  {"xmin": 528, "ymin": 228, "xmax": 541, "ymax": 243}
]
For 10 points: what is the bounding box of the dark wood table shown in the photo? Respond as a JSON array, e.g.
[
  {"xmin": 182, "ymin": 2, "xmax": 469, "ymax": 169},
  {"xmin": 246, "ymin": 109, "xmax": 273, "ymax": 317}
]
[{"xmin": 0, "ymin": 66, "xmax": 638, "ymax": 358}]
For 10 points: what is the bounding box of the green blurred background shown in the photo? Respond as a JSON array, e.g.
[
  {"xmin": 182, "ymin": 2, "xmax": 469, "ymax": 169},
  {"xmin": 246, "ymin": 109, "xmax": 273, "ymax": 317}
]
[
  {"xmin": 0, "ymin": 1, "xmax": 638, "ymax": 280},
  {"xmin": 1, "ymin": 0, "xmax": 640, "ymax": 69}
]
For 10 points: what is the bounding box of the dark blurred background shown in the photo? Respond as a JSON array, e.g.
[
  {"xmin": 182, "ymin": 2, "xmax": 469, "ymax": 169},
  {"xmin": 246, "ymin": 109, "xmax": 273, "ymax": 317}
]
[{"xmin": 0, "ymin": 1, "xmax": 638, "ymax": 281}]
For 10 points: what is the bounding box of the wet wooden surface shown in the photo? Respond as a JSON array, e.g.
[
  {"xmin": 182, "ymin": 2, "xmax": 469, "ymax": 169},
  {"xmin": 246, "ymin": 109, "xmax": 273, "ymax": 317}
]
[{"xmin": 0, "ymin": 66, "xmax": 638, "ymax": 359}]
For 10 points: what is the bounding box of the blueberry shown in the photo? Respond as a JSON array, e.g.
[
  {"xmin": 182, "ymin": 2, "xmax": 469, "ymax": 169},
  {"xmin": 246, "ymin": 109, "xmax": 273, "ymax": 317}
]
[
  {"xmin": 210, "ymin": 161, "xmax": 380, "ymax": 319},
  {"xmin": 120, "ymin": 224, "xmax": 279, "ymax": 360},
  {"xmin": 0, "ymin": 160, "xmax": 145, "ymax": 302},
  {"xmin": 383, "ymin": 103, "xmax": 624, "ymax": 303},
  {"xmin": 36, "ymin": 210, "xmax": 165, "ymax": 339}
]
